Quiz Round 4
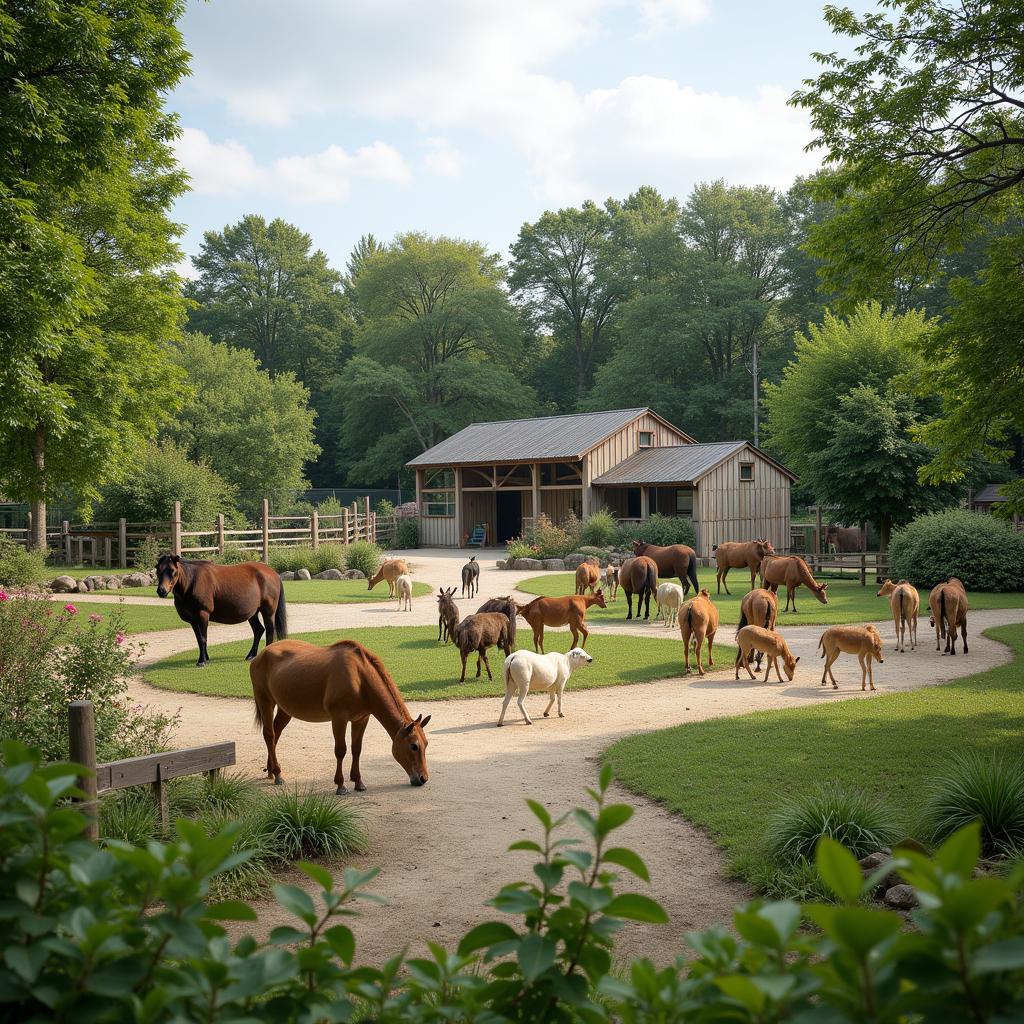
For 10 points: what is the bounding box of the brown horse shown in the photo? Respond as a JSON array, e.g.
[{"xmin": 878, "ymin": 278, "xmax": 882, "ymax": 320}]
[
  {"xmin": 736, "ymin": 587, "xmax": 778, "ymax": 669},
  {"xmin": 759, "ymin": 555, "xmax": 828, "ymax": 613},
  {"xmin": 928, "ymin": 577, "xmax": 969, "ymax": 655},
  {"xmin": 250, "ymin": 638, "xmax": 431, "ymax": 793},
  {"xmin": 713, "ymin": 539, "xmax": 774, "ymax": 594},
  {"xmin": 679, "ymin": 589, "xmax": 719, "ymax": 676},
  {"xmin": 631, "ymin": 540, "xmax": 700, "ymax": 595},
  {"xmin": 516, "ymin": 591, "xmax": 606, "ymax": 652},
  {"xmin": 618, "ymin": 556, "xmax": 658, "ymax": 620},
  {"xmin": 156, "ymin": 555, "xmax": 286, "ymax": 667},
  {"xmin": 367, "ymin": 558, "xmax": 410, "ymax": 598}
]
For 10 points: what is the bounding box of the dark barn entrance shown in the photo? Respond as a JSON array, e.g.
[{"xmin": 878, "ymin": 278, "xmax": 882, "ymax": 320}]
[{"xmin": 495, "ymin": 491, "xmax": 523, "ymax": 543}]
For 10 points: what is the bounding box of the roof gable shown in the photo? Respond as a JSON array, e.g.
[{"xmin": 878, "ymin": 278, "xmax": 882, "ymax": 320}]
[{"xmin": 591, "ymin": 441, "xmax": 797, "ymax": 485}]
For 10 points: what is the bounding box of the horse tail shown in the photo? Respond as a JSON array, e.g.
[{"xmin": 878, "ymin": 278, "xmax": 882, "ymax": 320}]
[
  {"xmin": 762, "ymin": 603, "xmax": 771, "ymax": 630},
  {"xmin": 687, "ymin": 557, "xmax": 699, "ymax": 594},
  {"xmin": 275, "ymin": 582, "xmax": 288, "ymax": 639},
  {"xmin": 899, "ymin": 588, "xmax": 906, "ymax": 623},
  {"xmin": 686, "ymin": 604, "xmax": 693, "ymax": 632},
  {"xmin": 645, "ymin": 562, "xmax": 657, "ymax": 595},
  {"xmin": 940, "ymin": 589, "xmax": 947, "ymax": 638},
  {"xmin": 736, "ymin": 606, "xmax": 748, "ymax": 639}
]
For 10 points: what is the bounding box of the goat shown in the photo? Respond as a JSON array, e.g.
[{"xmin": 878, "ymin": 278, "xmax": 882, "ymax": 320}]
[
  {"xmin": 498, "ymin": 648, "xmax": 593, "ymax": 726},
  {"xmin": 461, "ymin": 556, "xmax": 480, "ymax": 599},
  {"xmin": 604, "ymin": 564, "xmax": 619, "ymax": 601},
  {"xmin": 453, "ymin": 612, "xmax": 513, "ymax": 683},
  {"xmin": 437, "ymin": 586, "xmax": 459, "ymax": 643},
  {"xmin": 656, "ymin": 581, "xmax": 685, "ymax": 627},
  {"xmin": 395, "ymin": 573, "xmax": 413, "ymax": 611}
]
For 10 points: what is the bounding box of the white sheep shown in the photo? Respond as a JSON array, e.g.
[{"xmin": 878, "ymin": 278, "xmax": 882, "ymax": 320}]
[
  {"xmin": 656, "ymin": 582, "xmax": 685, "ymax": 627},
  {"xmin": 395, "ymin": 573, "xmax": 413, "ymax": 612},
  {"xmin": 497, "ymin": 648, "xmax": 593, "ymax": 726}
]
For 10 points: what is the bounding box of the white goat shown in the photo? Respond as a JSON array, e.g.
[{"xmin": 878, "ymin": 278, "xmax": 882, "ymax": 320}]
[
  {"xmin": 604, "ymin": 564, "xmax": 619, "ymax": 601},
  {"xmin": 656, "ymin": 582, "xmax": 685, "ymax": 627},
  {"xmin": 497, "ymin": 648, "xmax": 593, "ymax": 726},
  {"xmin": 395, "ymin": 573, "xmax": 413, "ymax": 612}
]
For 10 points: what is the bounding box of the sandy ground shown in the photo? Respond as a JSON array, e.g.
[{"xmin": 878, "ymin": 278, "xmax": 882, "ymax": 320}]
[{"xmin": 112, "ymin": 549, "xmax": 1023, "ymax": 964}]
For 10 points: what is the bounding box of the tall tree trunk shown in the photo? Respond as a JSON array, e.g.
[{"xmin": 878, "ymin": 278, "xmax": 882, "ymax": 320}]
[
  {"xmin": 879, "ymin": 514, "xmax": 892, "ymax": 554},
  {"xmin": 30, "ymin": 425, "xmax": 47, "ymax": 551}
]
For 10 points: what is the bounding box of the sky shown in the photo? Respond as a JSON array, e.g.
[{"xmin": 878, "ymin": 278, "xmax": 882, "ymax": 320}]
[{"xmin": 169, "ymin": 0, "xmax": 855, "ymax": 276}]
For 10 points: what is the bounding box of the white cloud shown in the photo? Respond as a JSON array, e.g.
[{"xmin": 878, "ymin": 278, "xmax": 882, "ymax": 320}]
[
  {"xmin": 175, "ymin": 128, "xmax": 411, "ymax": 202},
  {"xmin": 422, "ymin": 137, "xmax": 463, "ymax": 178},
  {"xmin": 637, "ymin": 0, "xmax": 710, "ymax": 32}
]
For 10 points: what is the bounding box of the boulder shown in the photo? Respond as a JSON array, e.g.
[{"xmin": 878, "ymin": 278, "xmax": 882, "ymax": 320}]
[
  {"xmin": 86, "ymin": 576, "xmax": 105, "ymax": 590},
  {"xmin": 76, "ymin": 580, "xmax": 91, "ymax": 594},
  {"xmin": 314, "ymin": 568, "xmax": 344, "ymax": 580},
  {"xmin": 106, "ymin": 577, "xmax": 120, "ymax": 590},
  {"xmin": 278, "ymin": 571, "xmax": 297, "ymax": 581},
  {"xmin": 883, "ymin": 884, "xmax": 917, "ymax": 909},
  {"xmin": 341, "ymin": 569, "xmax": 366, "ymax": 580},
  {"xmin": 121, "ymin": 572, "xmax": 150, "ymax": 588},
  {"xmin": 512, "ymin": 557, "xmax": 543, "ymax": 571},
  {"xmin": 542, "ymin": 558, "xmax": 566, "ymax": 571},
  {"xmin": 50, "ymin": 575, "xmax": 77, "ymax": 593},
  {"xmin": 296, "ymin": 568, "xmax": 312, "ymax": 581}
]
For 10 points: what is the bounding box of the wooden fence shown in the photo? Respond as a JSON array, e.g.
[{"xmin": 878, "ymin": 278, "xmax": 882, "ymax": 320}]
[{"xmin": 69, "ymin": 700, "xmax": 236, "ymax": 841}]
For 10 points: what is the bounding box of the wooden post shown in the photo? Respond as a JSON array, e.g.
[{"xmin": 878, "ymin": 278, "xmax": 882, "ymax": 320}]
[
  {"xmin": 152, "ymin": 768, "xmax": 169, "ymax": 833},
  {"xmin": 75, "ymin": 536, "xmax": 83, "ymax": 566},
  {"xmin": 364, "ymin": 496, "xmax": 371, "ymax": 542},
  {"xmin": 311, "ymin": 510, "xmax": 319, "ymax": 549},
  {"xmin": 640, "ymin": 486, "xmax": 650, "ymax": 521},
  {"xmin": 343, "ymin": 507, "xmax": 350, "ymax": 545},
  {"xmin": 25, "ymin": 510, "xmax": 33, "ymax": 551},
  {"xmin": 216, "ymin": 513, "xmax": 225, "ymax": 555},
  {"xmin": 171, "ymin": 501, "xmax": 182, "ymax": 556},
  {"xmin": 118, "ymin": 518, "xmax": 127, "ymax": 568},
  {"xmin": 859, "ymin": 551, "xmax": 867, "ymax": 587},
  {"xmin": 63, "ymin": 521, "xmax": 71, "ymax": 565},
  {"xmin": 103, "ymin": 536, "xmax": 112, "ymax": 567},
  {"xmin": 69, "ymin": 701, "xmax": 99, "ymax": 842},
  {"xmin": 814, "ymin": 505, "xmax": 823, "ymax": 556},
  {"xmin": 261, "ymin": 499, "xmax": 270, "ymax": 562}
]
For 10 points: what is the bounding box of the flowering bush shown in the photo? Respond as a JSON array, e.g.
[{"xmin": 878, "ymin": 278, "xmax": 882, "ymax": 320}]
[{"xmin": 0, "ymin": 592, "xmax": 176, "ymax": 762}]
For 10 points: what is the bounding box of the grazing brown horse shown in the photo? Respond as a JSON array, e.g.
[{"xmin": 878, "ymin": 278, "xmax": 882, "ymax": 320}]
[
  {"xmin": 618, "ymin": 556, "xmax": 658, "ymax": 620},
  {"xmin": 631, "ymin": 540, "xmax": 699, "ymax": 595},
  {"xmin": 250, "ymin": 638, "xmax": 430, "ymax": 793},
  {"xmin": 156, "ymin": 555, "xmax": 285, "ymax": 667},
  {"xmin": 712, "ymin": 539, "xmax": 774, "ymax": 594},
  {"xmin": 575, "ymin": 562, "xmax": 600, "ymax": 595},
  {"xmin": 759, "ymin": 555, "xmax": 828, "ymax": 613},
  {"xmin": 516, "ymin": 591, "xmax": 606, "ymax": 653},
  {"xmin": 928, "ymin": 577, "xmax": 969, "ymax": 655},
  {"xmin": 679, "ymin": 589, "xmax": 719, "ymax": 676},
  {"xmin": 367, "ymin": 558, "xmax": 410, "ymax": 598},
  {"xmin": 736, "ymin": 587, "xmax": 778, "ymax": 669}
]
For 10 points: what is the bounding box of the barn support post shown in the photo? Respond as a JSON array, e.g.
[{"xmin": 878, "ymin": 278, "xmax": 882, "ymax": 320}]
[
  {"xmin": 531, "ymin": 463, "xmax": 540, "ymax": 521},
  {"xmin": 69, "ymin": 700, "xmax": 99, "ymax": 842},
  {"xmin": 171, "ymin": 501, "xmax": 182, "ymax": 556},
  {"xmin": 62, "ymin": 521, "xmax": 70, "ymax": 565},
  {"xmin": 261, "ymin": 499, "xmax": 270, "ymax": 562},
  {"xmin": 814, "ymin": 505, "xmax": 823, "ymax": 556},
  {"xmin": 455, "ymin": 467, "xmax": 465, "ymax": 545},
  {"xmin": 118, "ymin": 519, "xmax": 127, "ymax": 568},
  {"xmin": 311, "ymin": 510, "xmax": 319, "ymax": 549},
  {"xmin": 216, "ymin": 513, "xmax": 225, "ymax": 555},
  {"xmin": 640, "ymin": 486, "xmax": 650, "ymax": 521}
]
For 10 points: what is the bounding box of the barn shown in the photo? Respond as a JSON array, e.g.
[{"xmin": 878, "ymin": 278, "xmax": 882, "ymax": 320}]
[{"xmin": 406, "ymin": 407, "xmax": 796, "ymax": 557}]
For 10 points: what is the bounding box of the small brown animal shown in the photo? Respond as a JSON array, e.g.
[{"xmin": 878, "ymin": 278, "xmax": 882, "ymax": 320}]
[
  {"xmin": 818, "ymin": 624, "xmax": 884, "ymax": 691},
  {"xmin": 759, "ymin": 555, "xmax": 828, "ymax": 612},
  {"xmin": 736, "ymin": 587, "xmax": 778, "ymax": 670},
  {"xmin": 679, "ymin": 589, "xmax": 719, "ymax": 676},
  {"xmin": 436, "ymin": 586, "xmax": 459, "ymax": 644},
  {"xmin": 604, "ymin": 564, "xmax": 619, "ymax": 601},
  {"xmin": 712, "ymin": 539, "xmax": 774, "ymax": 594},
  {"xmin": 876, "ymin": 578, "xmax": 920, "ymax": 652},
  {"xmin": 734, "ymin": 625, "xmax": 800, "ymax": 683},
  {"xmin": 575, "ymin": 562, "xmax": 600, "ymax": 595},
  {"xmin": 367, "ymin": 558, "xmax": 410, "ymax": 598},
  {"xmin": 618, "ymin": 555, "xmax": 658, "ymax": 620},
  {"xmin": 461, "ymin": 556, "xmax": 480, "ymax": 598},
  {"xmin": 928, "ymin": 577, "xmax": 969, "ymax": 655},
  {"xmin": 515, "ymin": 591, "xmax": 607, "ymax": 653},
  {"xmin": 476, "ymin": 596, "xmax": 518, "ymax": 650},
  {"xmin": 453, "ymin": 612, "xmax": 513, "ymax": 682}
]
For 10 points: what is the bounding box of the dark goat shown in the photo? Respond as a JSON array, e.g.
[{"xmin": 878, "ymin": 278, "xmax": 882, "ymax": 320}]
[
  {"xmin": 453, "ymin": 612, "xmax": 512, "ymax": 682},
  {"xmin": 461, "ymin": 556, "xmax": 480, "ymax": 598},
  {"xmin": 437, "ymin": 586, "xmax": 459, "ymax": 644},
  {"xmin": 477, "ymin": 596, "xmax": 518, "ymax": 650}
]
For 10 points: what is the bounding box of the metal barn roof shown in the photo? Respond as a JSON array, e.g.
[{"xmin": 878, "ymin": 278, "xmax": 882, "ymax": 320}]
[
  {"xmin": 408, "ymin": 408, "xmax": 661, "ymax": 467},
  {"xmin": 974, "ymin": 483, "xmax": 1010, "ymax": 503},
  {"xmin": 591, "ymin": 441, "xmax": 797, "ymax": 485}
]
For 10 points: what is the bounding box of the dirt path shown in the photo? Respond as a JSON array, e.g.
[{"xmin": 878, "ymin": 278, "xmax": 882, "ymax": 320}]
[{"xmin": 124, "ymin": 550, "xmax": 1024, "ymax": 964}]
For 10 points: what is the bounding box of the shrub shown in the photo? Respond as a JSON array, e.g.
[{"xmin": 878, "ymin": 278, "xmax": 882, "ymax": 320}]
[
  {"xmin": 505, "ymin": 538, "xmax": 540, "ymax": 562},
  {"xmin": 617, "ymin": 513, "xmax": 696, "ymax": 549},
  {"xmin": 131, "ymin": 534, "xmax": 163, "ymax": 571},
  {"xmin": 317, "ymin": 496, "xmax": 344, "ymax": 516},
  {"xmin": 249, "ymin": 787, "xmax": 367, "ymax": 861},
  {"xmin": 375, "ymin": 498, "xmax": 396, "ymax": 517},
  {"xmin": 888, "ymin": 509, "xmax": 1024, "ymax": 591},
  {"xmin": 100, "ymin": 788, "xmax": 159, "ymax": 847},
  {"xmin": 519, "ymin": 512, "xmax": 584, "ymax": 560},
  {"xmin": 216, "ymin": 542, "xmax": 259, "ymax": 564},
  {"xmin": 346, "ymin": 539, "xmax": 382, "ymax": 578},
  {"xmin": 268, "ymin": 543, "xmax": 346, "ymax": 575},
  {"xmin": 0, "ymin": 534, "xmax": 47, "ymax": 586},
  {"xmin": 581, "ymin": 508, "xmax": 618, "ymax": 547},
  {"xmin": 765, "ymin": 785, "xmax": 901, "ymax": 862},
  {"xmin": 0, "ymin": 595, "xmax": 176, "ymax": 762},
  {"xmin": 920, "ymin": 752, "xmax": 1024, "ymax": 855},
  {"xmin": 5, "ymin": 747, "xmax": 1024, "ymax": 1022},
  {"xmin": 396, "ymin": 517, "xmax": 419, "ymax": 549}
]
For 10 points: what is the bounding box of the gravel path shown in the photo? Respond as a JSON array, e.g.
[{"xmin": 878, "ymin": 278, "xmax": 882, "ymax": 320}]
[{"xmin": 122, "ymin": 549, "xmax": 1023, "ymax": 964}]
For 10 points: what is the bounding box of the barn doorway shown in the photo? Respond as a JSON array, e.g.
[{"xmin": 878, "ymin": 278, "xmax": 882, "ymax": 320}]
[{"xmin": 495, "ymin": 491, "xmax": 522, "ymax": 543}]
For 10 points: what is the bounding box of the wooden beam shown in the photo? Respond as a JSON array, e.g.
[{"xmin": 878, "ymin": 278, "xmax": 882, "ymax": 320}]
[
  {"xmin": 455, "ymin": 467, "xmax": 464, "ymax": 546},
  {"xmin": 95, "ymin": 742, "xmax": 236, "ymax": 794},
  {"xmin": 531, "ymin": 463, "xmax": 540, "ymax": 519}
]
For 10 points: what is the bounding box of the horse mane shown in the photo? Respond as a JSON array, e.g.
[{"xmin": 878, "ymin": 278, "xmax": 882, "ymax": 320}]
[
  {"xmin": 330, "ymin": 639, "xmax": 411, "ymax": 726},
  {"xmin": 796, "ymin": 557, "xmax": 821, "ymax": 589}
]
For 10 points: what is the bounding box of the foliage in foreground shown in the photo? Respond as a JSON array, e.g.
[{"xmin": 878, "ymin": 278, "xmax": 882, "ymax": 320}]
[
  {"xmin": 0, "ymin": 534, "xmax": 48, "ymax": 587},
  {"xmin": 4, "ymin": 745, "xmax": 1024, "ymax": 1022}
]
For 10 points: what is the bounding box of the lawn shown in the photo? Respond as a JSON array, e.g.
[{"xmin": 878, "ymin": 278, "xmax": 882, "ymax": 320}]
[
  {"xmin": 517, "ymin": 572, "xmax": 1024, "ymax": 626},
  {"xmin": 143, "ymin": 625, "xmax": 728, "ymax": 701},
  {"xmin": 604, "ymin": 623, "xmax": 1024, "ymax": 890},
  {"xmin": 34, "ymin": 600, "xmax": 183, "ymax": 634}
]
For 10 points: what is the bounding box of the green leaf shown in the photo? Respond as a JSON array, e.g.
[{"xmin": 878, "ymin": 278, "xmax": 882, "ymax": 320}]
[
  {"xmin": 602, "ymin": 847, "xmax": 650, "ymax": 881},
  {"xmin": 526, "ymin": 799, "xmax": 552, "ymax": 829},
  {"xmin": 934, "ymin": 823, "xmax": 981, "ymax": 879},
  {"xmin": 273, "ymin": 883, "xmax": 317, "ymax": 925},
  {"xmin": 508, "ymin": 840, "xmax": 544, "ymax": 853},
  {"xmin": 734, "ymin": 907, "xmax": 783, "ymax": 948},
  {"xmin": 816, "ymin": 837, "xmax": 864, "ymax": 904},
  {"xmin": 974, "ymin": 938, "xmax": 1024, "ymax": 975},
  {"xmin": 599, "ymin": 763, "xmax": 614, "ymax": 792},
  {"xmin": 458, "ymin": 921, "xmax": 520, "ymax": 956},
  {"xmin": 604, "ymin": 893, "xmax": 669, "ymax": 923},
  {"xmin": 298, "ymin": 861, "xmax": 334, "ymax": 891},
  {"xmin": 517, "ymin": 933, "xmax": 556, "ymax": 982},
  {"xmin": 807, "ymin": 905, "xmax": 901, "ymax": 957},
  {"xmin": 203, "ymin": 900, "xmax": 258, "ymax": 922},
  {"xmin": 323, "ymin": 925, "xmax": 356, "ymax": 964},
  {"xmin": 596, "ymin": 803, "xmax": 634, "ymax": 837},
  {"xmin": 715, "ymin": 974, "xmax": 765, "ymax": 1013},
  {"xmin": 757, "ymin": 901, "xmax": 801, "ymax": 945},
  {"xmin": 568, "ymin": 881, "xmax": 612, "ymax": 913}
]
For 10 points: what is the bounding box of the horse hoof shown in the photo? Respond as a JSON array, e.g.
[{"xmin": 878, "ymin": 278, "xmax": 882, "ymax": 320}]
[
  {"xmin": 336, "ymin": 785, "xmax": 348, "ymax": 795},
  {"xmin": 274, "ymin": 777, "xmax": 284, "ymax": 785},
  {"xmin": 558, "ymin": 713, "xmax": 564, "ymax": 718},
  {"xmin": 496, "ymin": 722, "xmax": 503, "ymax": 727},
  {"xmin": 354, "ymin": 782, "xmax": 366, "ymax": 792},
  {"xmin": 525, "ymin": 720, "xmax": 533, "ymax": 725},
  {"xmin": 245, "ymin": 654, "xmax": 257, "ymax": 662},
  {"xmin": 543, "ymin": 712, "xmax": 549, "ymax": 717},
  {"xmin": 195, "ymin": 661, "xmax": 207, "ymax": 669}
]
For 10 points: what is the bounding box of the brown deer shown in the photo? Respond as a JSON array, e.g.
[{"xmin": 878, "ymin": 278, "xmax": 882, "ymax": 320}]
[
  {"xmin": 516, "ymin": 591, "xmax": 607, "ymax": 653},
  {"xmin": 575, "ymin": 562, "xmax": 600, "ymax": 595},
  {"xmin": 712, "ymin": 539, "xmax": 774, "ymax": 594},
  {"xmin": 876, "ymin": 578, "xmax": 919, "ymax": 652},
  {"xmin": 679, "ymin": 589, "xmax": 719, "ymax": 676},
  {"xmin": 734, "ymin": 625, "xmax": 800, "ymax": 683},
  {"xmin": 367, "ymin": 558, "xmax": 410, "ymax": 598},
  {"xmin": 759, "ymin": 555, "xmax": 828, "ymax": 612},
  {"xmin": 928, "ymin": 577, "xmax": 969, "ymax": 655},
  {"xmin": 818, "ymin": 624, "xmax": 884, "ymax": 690}
]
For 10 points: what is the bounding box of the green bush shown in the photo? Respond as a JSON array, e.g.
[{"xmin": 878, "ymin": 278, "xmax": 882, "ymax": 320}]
[
  {"xmin": 505, "ymin": 538, "xmax": 540, "ymax": 562},
  {"xmin": 346, "ymin": 539, "xmax": 382, "ymax": 578},
  {"xmin": 920, "ymin": 752, "xmax": 1024, "ymax": 856},
  {"xmin": 249, "ymin": 787, "xmax": 367, "ymax": 861},
  {"xmin": 765, "ymin": 785, "xmax": 901, "ymax": 862},
  {"xmin": 581, "ymin": 508, "xmax": 618, "ymax": 547},
  {"xmin": 0, "ymin": 533, "xmax": 47, "ymax": 586},
  {"xmin": 215, "ymin": 542, "xmax": 259, "ymax": 564},
  {"xmin": 317, "ymin": 496, "xmax": 344, "ymax": 517},
  {"xmin": 375, "ymin": 498, "xmax": 396, "ymax": 517},
  {"xmin": 617, "ymin": 513, "xmax": 696, "ymax": 549},
  {"xmin": 396, "ymin": 517, "xmax": 419, "ymax": 549},
  {"xmin": 131, "ymin": 534, "xmax": 163, "ymax": 571},
  {"xmin": 5, "ymin": 746, "xmax": 1024, "ymax": 1022},
  {"xmin": 888, "ymin": 509, "xmax": 1024, "ymax": 591},
  {"xmin": 267, "ymin": 543, "xmax": 346, "ymax": 574}
]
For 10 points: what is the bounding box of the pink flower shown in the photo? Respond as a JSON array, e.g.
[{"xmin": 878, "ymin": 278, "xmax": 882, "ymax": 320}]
[
  {"xmin": 116, "ymin": 632, "xmax": 127, "ymax": 645},
  {"xmin": 89, "ymin": 613, "xmax": 102, "ymax": 624},
  {"xmin": 0, "ymin": 590, "xmax": 9, "ymax": 602},
  {"xmin": 63, "ymin": 603, "xmax": 78, "ymax": 615}
]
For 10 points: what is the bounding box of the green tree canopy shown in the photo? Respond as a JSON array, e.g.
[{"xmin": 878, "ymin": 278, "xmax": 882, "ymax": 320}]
[
  {"xmin": 0, "ymin": 0, "xmax": 190, "ymax": 546},
  {"xmin": 163, "ymin": 334, "xmax": 319, "ymax": 515}
]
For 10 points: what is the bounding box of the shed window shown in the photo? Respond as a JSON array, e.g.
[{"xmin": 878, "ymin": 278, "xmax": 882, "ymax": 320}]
[
  {"xmin": 638, "ymin": 431, "xmax": 654, "ymax": 447},
  {"xmin": 675, "ymin": 489, "xmax": 693, "ymax": 515},
  {"xmin": 739, "ymin": 463, "xmax": 754, "ymax": 481},
  {"xmin": 422, "ymin": 468, "xmax": 455, "ymax": 517}
]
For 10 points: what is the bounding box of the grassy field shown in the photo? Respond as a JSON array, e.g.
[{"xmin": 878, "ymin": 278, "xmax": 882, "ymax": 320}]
[
  {"xmin": 33, "ymin": 600, "xmax": 183, "ymax": 634},
  {"xmin": 143, "ymin": 625, "xmax": 729, "ymax": 701},
  {"xmin": 604, "ymin": 624, "xmax": 1024, "ymax": 890},
  {"xmin": 517, "ymin": 572, "xmax": 1024, "ymax": 626}
]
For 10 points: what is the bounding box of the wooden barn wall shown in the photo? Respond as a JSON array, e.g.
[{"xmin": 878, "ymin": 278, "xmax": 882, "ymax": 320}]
[
  {"xmin": 463, "ymin": 492, "xmax": 496, "ymax": 545},
  {"xmin": 540, "ymin": 489, "xmax": 582, "ymax": 523},
  {"xmin": 419, "ymin": 516, "xmax": 458, "ymax": 547},
  {"xmin": 585, "ymin": 413, "xmax": 691, "ymax": 482},
  {"xmin": 694, "ymin": 452, "xmax": 790, "ymax": 558},
  {"xmin": 595, "ymin": 487, "xmax": 630, "ymax": 517}
]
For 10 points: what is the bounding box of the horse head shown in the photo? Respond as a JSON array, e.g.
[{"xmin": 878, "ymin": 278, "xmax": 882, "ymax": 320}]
[
  {"xmin": 876, "ymin": 578, "xmax": 895, "ymax": 597},
  {"xmin": 392, "ymin": 714, "xmax": 431, "ymax": 786},
  {"xmin": 592, "ymin": 588, "xmax": 607, "ymax": 609},
  {"xmin": 814, "ymin": 582, "xmax": 829, "ymax": 605},
  {"xmin": 155, "ymin": 554, "xmax": 185, "ymax": 598},
  {"xmin": 631, "ymin": 540, "xmax": 647, "ymax": 556}
]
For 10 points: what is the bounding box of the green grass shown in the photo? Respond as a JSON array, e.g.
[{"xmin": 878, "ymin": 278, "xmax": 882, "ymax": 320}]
[
  {"xmin": 518, "ymin": 572, "xmax": 1024, "ymax": 626},
  {"xmin": 32, "ymin": 600, "xmax": 183, "ymax": 634},
  {"xmin": 144, "ymin": 625, "xmax": 726, "ymax": 701},
  {"xmin": 604, "ymin": 623, "xmax": 1024, "ymax": 889}
]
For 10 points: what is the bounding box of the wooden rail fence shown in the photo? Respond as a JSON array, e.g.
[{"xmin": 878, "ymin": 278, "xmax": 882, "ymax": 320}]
[{"xmin": 69, "ymin": 700, "xmax": 236, "ymax": 841}]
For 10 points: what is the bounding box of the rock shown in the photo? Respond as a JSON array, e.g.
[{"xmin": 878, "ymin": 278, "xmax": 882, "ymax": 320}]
[
  {"xmin": 542, "ymin": 558, "xmax": 566, "ymax": 571},
  {"xmin": 563, "ymin": 554, "xmax": 585, "ymax": 569},
  {"xmin": 106, "ymin": 577, "xmax": 120, "ymax": 590},
  {"xmin": 50, "ymin": 575, "xmax": 77, "ymax": 593},
  {"xmin": 296, "ymin": 568, "xmax": 312, "ymax": 581},
  {"xmin": 314, "ymin": 569, "xmax": 344, "ymax": 580},
  {"xmin": 883, "ymin": 884, "xmax": 917, "ymax": 909},
  {"xmin": 76, "ymin": 580, "xmax": 90, "ymax": 594},
  {"xmin": 121, "ymin": 572, "xmax": 150, "ymax": 588},
  {"xmin": 278, "ymin": 571, "xmax": 296, "ymax": 581},
  {"xmin": 86, "ymin": 576, "xmax": 104, "ymax": 590},
  {"xmin": 512, "ymin": 557, "xmax": 543, "ymax": 571},
  {"xmin": 858, "ymin": 851, "xmax": 889, "ymax": 872},
  {"xmin": 341, "ymin": 569, "xmax": 366, "ymax": 580}
]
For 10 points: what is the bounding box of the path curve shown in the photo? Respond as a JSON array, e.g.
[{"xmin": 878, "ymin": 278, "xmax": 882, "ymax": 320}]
[{"xmin": 123, "ymin": 550, "xmax": 1024, "ymax": 964}]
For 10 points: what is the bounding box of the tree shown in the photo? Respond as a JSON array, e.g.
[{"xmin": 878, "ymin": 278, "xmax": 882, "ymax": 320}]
[
  {"xmin": 335, "ymin": 233, "xmax": 535, "ymax": 484},
  {"xmin": 0, "ymin": 0, "xmax": 190, "ymax": 547},
  {"xmin": 510, "ymin": 202, "xmax": 624, "ymax": 400},
  {"xmin": 163, "ymin": 335, "xmax": 319, "ymax": 515}
]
